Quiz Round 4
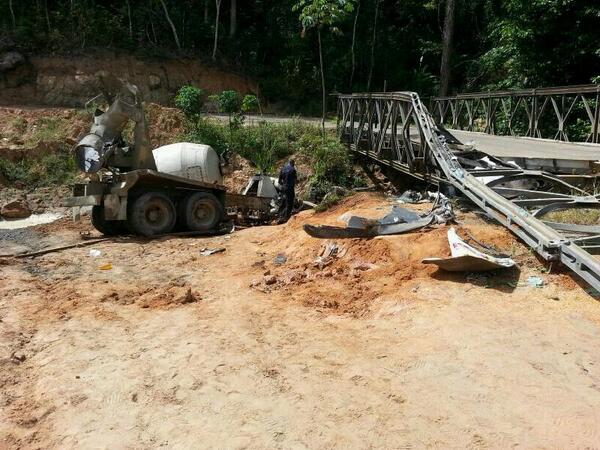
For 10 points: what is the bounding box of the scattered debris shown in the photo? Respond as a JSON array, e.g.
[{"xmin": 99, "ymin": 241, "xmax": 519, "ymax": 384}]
[
  {"xmin": 422, "ymin": 227, "xmax": 515, "ymax": 272},
  {"xmin": 313, "ymin": 242, "xmax": 343, "ymax": 269},
  {"xmin": 396, "ymin": 190, "xmax": 425, "ymax": 204},
  {"xmin": 89, "ymin": 249, "xmax": 102, "ymax": 258},
  {"xmin": 304, "ymin": 200, "xmax": 453, "ymax": 239},
  {"xmin": 199, "ymin": 247, "xmax": 226, "ymax": 256},
  {"xmin": 525, "ymin": 276, "xmax": 544, "ymax": 288},
  {"xmin": 264, "ymin": 274, "xmax": 278, "ymax": 285},
  {"xmin": 98, "ymin": 263, "xmax": 112, "ymax": 270},
  {"xmin": 1, "ymin": 237, "xmax": 110, "ymax": 259},
  {"xmin": 273, "ymin": 253, "xmax": 287, "ymax": 265}
]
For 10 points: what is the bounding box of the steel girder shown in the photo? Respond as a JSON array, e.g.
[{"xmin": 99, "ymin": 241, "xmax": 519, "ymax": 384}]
[
  {"xmin": 431, "ymin": 84, "xmax": 600, "ymax": 143},
  {"xmin": 337, "ymin": 91, "xmax": 600, "ymax": 291}
]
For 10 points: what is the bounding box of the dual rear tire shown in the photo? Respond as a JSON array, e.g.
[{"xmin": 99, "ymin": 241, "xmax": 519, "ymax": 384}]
[{"xmin": 123, "ymin": 191, "xmax": 223, "ymax": 237}]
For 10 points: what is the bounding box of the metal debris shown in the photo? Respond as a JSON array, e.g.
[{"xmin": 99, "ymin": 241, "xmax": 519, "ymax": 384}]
[
  {"xmin": 422, "ymin": 227, "xmax": 515, "ymax": 272},
  {"xmin": 304, "ymin": 197, "xmax": 454, "ymax": 239},
  {"xmin": 273, "ymin": 253, "xmax": 287, "ymax": 265},
  {"xmin": 200, "ymin": 247, "xmax": 226, "ymax": 256}
]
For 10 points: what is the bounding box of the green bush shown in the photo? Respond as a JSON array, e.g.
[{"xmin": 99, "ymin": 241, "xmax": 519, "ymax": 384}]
[
  {"xmin": 183, "ymin": 117, "xmax": 355, "ymax": 197},
  {"xmin": 217, "ymin": 90, "xmax": 241, "ymax": 114},
  {"xmin": 235, "ymin": 122, "xmax": 286, "ymax": 173},
  {"xmin": 174, "ymin": 86, "xmax": 205, "ymax": 118},
  {"xmin": 241, "ymin": 94, "xmax": 259, "ymax": 113},
  {"xmin": 185, "ymin": 118, "xmax": 228, "ymax": 155},
  {"xmin": 314, "ymin": 192, "xmax": 342, "ymax": 212},
  {"xmin": 0, "ymin": 148, "xmax": 76, "ymax": 187},
  {"xmin": 298, "ymin": 132, "xmax": 351, "ymax": 185}
]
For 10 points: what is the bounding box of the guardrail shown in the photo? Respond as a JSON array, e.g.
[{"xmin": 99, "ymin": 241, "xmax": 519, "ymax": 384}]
[{"xmin": 431, "ymin": 84, "xmax": 600, "ymax": 143}]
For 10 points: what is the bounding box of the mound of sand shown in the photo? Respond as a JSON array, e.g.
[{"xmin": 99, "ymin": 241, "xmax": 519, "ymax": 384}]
[{"xmin": 248, "ymin": 192, "xmax": 537, "ymax": 316}]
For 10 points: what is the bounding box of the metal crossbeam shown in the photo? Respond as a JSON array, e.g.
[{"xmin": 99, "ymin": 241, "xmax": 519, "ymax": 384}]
[
  {"xmin": 337, "ymin": 91, "xmax": 600, "ymax": 292},
  {"xmin": 432, "ymin": 84, "xmax": 600, "ymax": 143}
]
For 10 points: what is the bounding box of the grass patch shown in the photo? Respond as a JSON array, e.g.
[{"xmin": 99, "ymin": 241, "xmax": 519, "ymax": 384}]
[
  {"xmin": 314, "ymin": 192, "xmax": 343, "ymax": 212},
  {"xmin": 24, "ymin": 115, "xmax": 86, "ymax": 146},
  {"xmin": 543, "ymin": 208, "xmax": 600, "ymax": 225},
  {"xmin": 0, "ymin": 148, "xmax": 76, "ymax": 187}
]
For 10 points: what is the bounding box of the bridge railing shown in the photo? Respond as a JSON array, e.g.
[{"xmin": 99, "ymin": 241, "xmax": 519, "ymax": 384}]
[{"xmin": 431, "ymin": 84, "xmax": 600, "ymax": 143}]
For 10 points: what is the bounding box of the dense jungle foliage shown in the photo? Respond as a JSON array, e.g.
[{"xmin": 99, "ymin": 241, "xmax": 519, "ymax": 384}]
[{"xmin": 1, "ymin": 0, "xmax": 599, "ymax": 113}]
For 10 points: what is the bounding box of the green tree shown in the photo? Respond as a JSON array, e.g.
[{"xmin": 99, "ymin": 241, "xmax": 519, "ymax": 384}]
[
  {"xmin": 293, "ymin": 0, "xmax": 355, "ymax": 131},
  {"xmin": 175, "ymin": 86, "xmax": 205, "ymax": 118}
]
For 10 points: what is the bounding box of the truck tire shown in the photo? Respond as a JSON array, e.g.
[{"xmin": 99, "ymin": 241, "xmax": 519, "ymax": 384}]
[
  {"xmin": 91, "ymin": 205, "xmax": 126, "ymax": 236},
  {"xmin": 180, "ymin": 192, "xmax": 224, "ymax": 232},
  {"xmin": 128, "ymin": 192, "xmax": 176, "ymax": 237}
]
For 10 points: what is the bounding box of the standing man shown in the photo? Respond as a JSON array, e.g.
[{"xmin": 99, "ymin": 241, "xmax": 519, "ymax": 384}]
[{"xmin": 277, "ymin": 159, "xmax": 297, "ymax": 224}]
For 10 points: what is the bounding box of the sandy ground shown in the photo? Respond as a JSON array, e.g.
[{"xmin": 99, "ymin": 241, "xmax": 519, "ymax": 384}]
[{"xmin": 1, "ymin": 193, "xmax": 600, "ymax": 449}]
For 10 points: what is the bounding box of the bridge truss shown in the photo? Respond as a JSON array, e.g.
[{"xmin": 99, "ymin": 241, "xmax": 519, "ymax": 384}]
[
  {"xmin": 431, "ymin": 84, "xmax": 600, "ymax": 143},
  {"xmin": 337, "ymin": 92, "xmax": 600, "ymax": 291}
]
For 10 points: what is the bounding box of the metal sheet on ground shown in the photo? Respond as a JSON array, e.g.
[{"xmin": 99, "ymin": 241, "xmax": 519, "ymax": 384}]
[{"xmin": 422, "ymin": 255, "xmax": 511, "ymax": 272}]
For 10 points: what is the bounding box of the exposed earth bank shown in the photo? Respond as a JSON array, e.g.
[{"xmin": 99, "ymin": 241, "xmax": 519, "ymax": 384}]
[{"xmin": 0, "ymin": 53, "xmax": 258, "ymax": 107}]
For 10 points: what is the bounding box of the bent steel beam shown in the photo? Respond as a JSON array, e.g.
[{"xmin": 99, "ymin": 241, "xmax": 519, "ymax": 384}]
[{"xmin": 338, "ymin": 91, "xmax": 600, "ymax": 292}]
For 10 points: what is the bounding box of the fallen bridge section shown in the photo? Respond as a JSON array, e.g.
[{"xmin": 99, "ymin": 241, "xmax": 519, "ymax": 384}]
[
  {"xmin": 448, "ymin": 129, "xmax": 600, "ymax": 175},
  {"xmin": 337, "ymin": 91, "xmax": 600, "ymax": 292}
]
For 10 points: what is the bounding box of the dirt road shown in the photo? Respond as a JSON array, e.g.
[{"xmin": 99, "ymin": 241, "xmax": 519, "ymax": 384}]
[{"xmin": 2, "ymin": 193, "xmax": 600, "ymax": 448}]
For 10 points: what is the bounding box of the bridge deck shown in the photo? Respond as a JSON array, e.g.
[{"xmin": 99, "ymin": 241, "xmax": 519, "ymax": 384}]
[{"xmin": 449, "ymin": 130, "xmax": 600, "ymax": 161}]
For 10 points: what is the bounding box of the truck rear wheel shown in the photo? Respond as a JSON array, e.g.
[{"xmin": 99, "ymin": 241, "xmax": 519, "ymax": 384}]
[
  {"xmin": 180, "ymin": 192, "xmax": 223, "ymax": 232},
  {"xmin": 128, "ymin": 192, "xmax": 176, "ymax": 237},
  {"xmin": 91, "ymin": 205, "xmax": 126, "ymax": 236}
]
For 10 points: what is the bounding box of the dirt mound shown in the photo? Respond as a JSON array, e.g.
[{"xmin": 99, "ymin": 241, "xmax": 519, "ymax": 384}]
[
  {"xmin": 248, "ymin": 192, "xmax": 536, "ymax": 316},
  {"xmin": 100, "ymin": 282, "xmax": 201, "ymax": 309},
  {"xmin": 144, "ymin": 103, "xmax": 186, "ymax": 147},
  {"xmin": 222, "ymin": 153, "xmax": 255, "ymax": 193}
]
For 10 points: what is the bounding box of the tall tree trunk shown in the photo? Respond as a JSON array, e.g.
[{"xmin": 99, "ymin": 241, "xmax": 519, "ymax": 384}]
[
  {"xmin": 212, "ymin": 0, "xmax": 222, "ymax": 60},
  {"xmin": 229, "ymin": 0, "xmax": 236, "ymax": 38},
  {"xmin": 8, "ymin": 0, "xmax": 15, "ymax": 29},
  {"xmin": 204, "ymin": 0, "xmax": 209, "ymax": 24},
  {"xmin": 366, "ymin": 0, "xmax": 380, "ymax": 92},
  {"xmin": 150, "ymin": 18, "xmax": 158, "ymax": 44},
  {"xmin": 318, "ymin": 27, "xmax": 326, "ymax": 134},
  {"xmin": 44, "ymin": 0, "xmax": 51, "ymax": 33},
  {"xmin": 439, "ymin": 0, "xmax": 456, "ymax": 97},
  {"xmin": 349, "ymin": 0, "xmax": 360, "ymax": 90},
  {"xmin": 126, "ymin": 0, "xmax": 133, "ymax": 39},
  {"xmin": 159, "ymin": 0, "xmax": 181, "ymax": 50}
]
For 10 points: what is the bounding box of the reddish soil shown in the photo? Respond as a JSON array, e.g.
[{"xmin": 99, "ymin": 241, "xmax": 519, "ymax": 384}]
[{"xmin": 1, "ymin": 193, "xmax": 600, "ymax": 448}]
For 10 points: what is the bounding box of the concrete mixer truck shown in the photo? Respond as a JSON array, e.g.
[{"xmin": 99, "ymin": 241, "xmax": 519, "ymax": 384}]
[{"xmin": 65, "ymin": 81, "xmax": 277, "ymax": 236}]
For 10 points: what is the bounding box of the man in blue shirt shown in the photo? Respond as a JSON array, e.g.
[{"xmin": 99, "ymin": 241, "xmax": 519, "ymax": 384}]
[{"xmin": 277, "ymin": 159, "xmax": 297, "ymax": 224}]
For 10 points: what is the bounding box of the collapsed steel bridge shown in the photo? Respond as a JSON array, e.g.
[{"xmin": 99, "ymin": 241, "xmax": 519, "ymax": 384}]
[{"xmin": 337, "ymin": 91, "xmax": 600, "ymax": 291}]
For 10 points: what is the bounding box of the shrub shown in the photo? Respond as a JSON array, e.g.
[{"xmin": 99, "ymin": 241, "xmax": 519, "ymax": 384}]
[
  {"xmin": 241, "ymin": 94, "xmax": 259, "ymax": 113},
  {"xmin": 182, "ymin": 117, "xmax": 356, "ymax": 198},
  {"xmin": 0, "ymin": 147, "xmax": 76, "ymax": 187},
  {"xmin": 298, "ymin": 131, "xmax": 352, "ymax": 185},
  {"xmin": 236, "ymin": 122, "xmax": 286, "ymax": 173},
  {"xmin": 185, "ymin": 118, "xmax": 228, "ymax": 155},
  {"xmin": 217, "ymin": 90, "xmax": 240, "ymax": 115},
  {"xmin": 314, "ymin": 192, "xmax": 342, "ymax": 212},
  {"xmin": 174, "ymin": 86, "xmax": 205, "ymax": 118}
]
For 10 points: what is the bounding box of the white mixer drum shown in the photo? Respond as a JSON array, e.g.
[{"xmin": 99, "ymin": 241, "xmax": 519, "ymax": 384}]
[{"xmin": 152, "ymin": 143, "xmax": 223, "ymax": 185}]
